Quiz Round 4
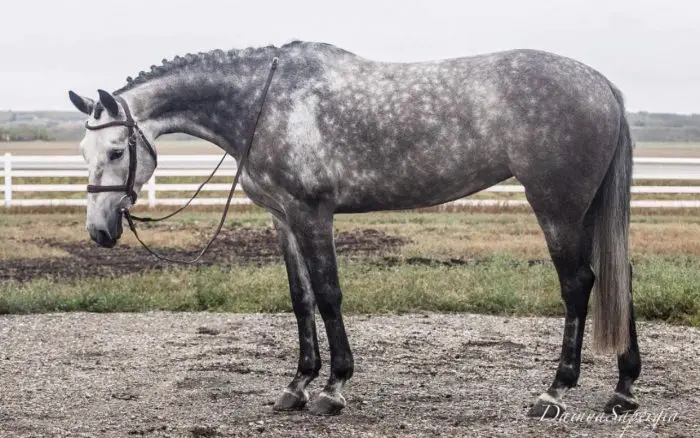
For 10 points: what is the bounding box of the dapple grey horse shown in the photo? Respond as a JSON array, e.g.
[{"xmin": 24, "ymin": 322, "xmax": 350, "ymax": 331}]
[{"xmin": 68, "ymin": 41, "xmax": 639, "ymax": 416}]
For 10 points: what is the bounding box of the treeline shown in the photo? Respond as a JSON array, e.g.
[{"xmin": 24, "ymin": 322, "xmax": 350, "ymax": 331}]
[
  {"xmin": 628, "ymin": 112, "xmax": 700, "ymax": 142},
  {"xmin": 1, "ymin": 111, "xmax": 700, "ymax": 143},
  {"xmin": 0, "ymin": 125, "xmax": 52, "ymax": 141}
]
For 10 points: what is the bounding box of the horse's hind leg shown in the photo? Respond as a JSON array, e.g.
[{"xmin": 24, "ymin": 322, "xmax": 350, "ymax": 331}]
[
  {"xmin": 528, "ymin": 210, "xmax": 595, "ymax": 418},
  {"xmin": 272, "ymin": 217, "xmax": 322, "ymax": 411},
  {"xmin": 604, "ymin": 264, "xmax": 641, "ymax": 414}
]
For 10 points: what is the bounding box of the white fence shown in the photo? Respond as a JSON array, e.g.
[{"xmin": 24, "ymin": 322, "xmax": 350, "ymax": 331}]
[{"xmin": 3, "ymin": 153, "xmax": 700, "ymax": 208}]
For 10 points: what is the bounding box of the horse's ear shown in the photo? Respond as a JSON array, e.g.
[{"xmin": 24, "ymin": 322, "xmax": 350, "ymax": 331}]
[
  {"xmin": 68, "ymin": 91, "xmax": 94, "ymax": 115},
  {"xmin": 97, "ymin": 89, "xmax": 120, "ymax": 117}
]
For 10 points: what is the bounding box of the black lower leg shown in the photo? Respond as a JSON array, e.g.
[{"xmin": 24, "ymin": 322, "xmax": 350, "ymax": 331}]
[
  {"xmin": 291, "ymin": 210, "xmax": 353, "ymax": 415},
  {"xmin": 530, "ymin": 263, "xmax": 594, "ymax": 418},
  {"xmin": 615, "ymin": 307, "xmax": 641, "ymax": 395},
  {"xmin": 552, "ymin": 265, "xmax": 595, "ymax": 389},
  {"xmin": 317, "ymin": 294, "xmax": 354, "ymax": 389},
  {"xmin": 307, "ymin": 275, "xmax": 353, "ymax": 415},
  {"xmin": 272, "ymin": 219, "xmax": 321, "ymax": 411}
]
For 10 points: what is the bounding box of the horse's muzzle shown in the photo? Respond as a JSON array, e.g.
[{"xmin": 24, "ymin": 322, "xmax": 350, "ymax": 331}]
[
  {"xmin": 87, "ymin": 216, "xmax": 123, "ymax": 248},
  {"xmin": 90, "ymin": 228, "xmax": 117, "ymax": 248}
]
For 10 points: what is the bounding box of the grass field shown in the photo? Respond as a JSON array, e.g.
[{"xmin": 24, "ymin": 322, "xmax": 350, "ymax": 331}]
[{"xmin": 1, "ymin": 210, "xmax": 699, "ymax": 327}]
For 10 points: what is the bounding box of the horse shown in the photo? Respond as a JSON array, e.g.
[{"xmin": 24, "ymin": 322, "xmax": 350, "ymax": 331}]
[{"xmin": 68, "ymin": 41, "xmax": 639, "ymax": 416}]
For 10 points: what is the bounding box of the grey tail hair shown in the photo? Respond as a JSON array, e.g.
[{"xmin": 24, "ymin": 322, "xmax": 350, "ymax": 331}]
[{"xmin": 590, "ymin": 81, "xmax": 633, "ymax": 355}]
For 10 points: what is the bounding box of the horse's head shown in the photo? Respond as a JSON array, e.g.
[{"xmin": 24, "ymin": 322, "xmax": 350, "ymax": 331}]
[{"xmin": 69, "ymin": 89, "xmax": 157, "ymax": 248}]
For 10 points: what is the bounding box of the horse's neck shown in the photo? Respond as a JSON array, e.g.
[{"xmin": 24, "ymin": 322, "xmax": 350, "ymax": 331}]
[{"xmin": 120, "ymin": 72, "xmax": 259, "ymax": 157}]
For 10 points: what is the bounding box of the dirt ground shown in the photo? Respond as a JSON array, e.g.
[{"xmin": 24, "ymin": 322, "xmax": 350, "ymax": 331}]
[
  {"xmin": 0, "ymin": 312, "xmax": 697, "ymax": 437},
  {"xmin": 1, "ymin": 228, "xmax": 406, "ymax": 283}
]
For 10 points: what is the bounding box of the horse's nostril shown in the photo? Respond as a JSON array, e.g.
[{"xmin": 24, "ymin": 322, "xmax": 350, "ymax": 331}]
[
  {"xmin": 90, "ymin": 228, "xmax": 116, "ymax": 248},
  {"xmin": 97, "ymin": 229, "xmax": 111, "ymax": 242}
]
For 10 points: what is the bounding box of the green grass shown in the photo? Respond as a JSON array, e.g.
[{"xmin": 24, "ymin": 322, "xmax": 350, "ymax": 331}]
[{"xmin": 1, "ymin": 254, "xmax": 699, "ymax": 326}]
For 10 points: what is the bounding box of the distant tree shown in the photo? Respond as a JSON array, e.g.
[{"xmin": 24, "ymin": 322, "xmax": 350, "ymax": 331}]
[{"xmin": 0, "ymin": 125, "xmax": 52, "ymax": 142}]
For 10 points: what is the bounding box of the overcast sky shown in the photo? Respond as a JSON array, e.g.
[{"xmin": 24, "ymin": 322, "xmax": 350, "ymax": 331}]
[{"xmin": 1, "ymin": 0, "xmax": 698, "ymax": 113}]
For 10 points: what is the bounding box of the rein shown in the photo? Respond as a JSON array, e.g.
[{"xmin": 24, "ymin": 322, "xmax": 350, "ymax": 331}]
[{"xmin": 86, "ymin": 57, "xmax": 279, "ymax": 264}]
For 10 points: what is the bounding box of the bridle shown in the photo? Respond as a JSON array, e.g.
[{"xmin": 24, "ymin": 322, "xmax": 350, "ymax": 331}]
[
  {"xmin": 84, "ymin": 57, "xmax": 279, "ymax": 264},
  {"xmin": 85, "ymin": 94, "xmax": 157, "ymax": 205}
]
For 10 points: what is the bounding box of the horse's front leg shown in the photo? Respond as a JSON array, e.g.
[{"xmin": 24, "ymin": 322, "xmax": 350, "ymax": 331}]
[
  {"xmin": 287, "ymin": 204, "xmax": 354, "ymax": 416},
  {"xmin": 272, "ymin": 217, "xmax": 322, "ymax": 411}
]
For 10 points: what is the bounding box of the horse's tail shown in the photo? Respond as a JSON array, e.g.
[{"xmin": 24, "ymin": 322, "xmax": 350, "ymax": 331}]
[{"xmin": 590, "ymin": 82, "xmax": 633, "ymax": 355}]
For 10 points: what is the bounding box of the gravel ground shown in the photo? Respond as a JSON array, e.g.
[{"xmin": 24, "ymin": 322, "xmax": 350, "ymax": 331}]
[{"xmin": 0, "ymin": 312, "xmax": 698, "ymax": 437}]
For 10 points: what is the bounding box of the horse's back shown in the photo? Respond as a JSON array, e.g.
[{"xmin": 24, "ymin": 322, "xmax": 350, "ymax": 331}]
[{"xmin": 258, "ymin": 43, "xmax": 622, "ymax": 212}]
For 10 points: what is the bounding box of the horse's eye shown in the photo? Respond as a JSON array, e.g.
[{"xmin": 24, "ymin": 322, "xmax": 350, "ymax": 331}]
[{"xmin": 108, "ymin": 149, "xmax": 125, "ymax": 161}]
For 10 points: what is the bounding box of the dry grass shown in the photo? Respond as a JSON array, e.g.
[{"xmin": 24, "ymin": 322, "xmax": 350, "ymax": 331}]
[
  {"xmin": 0, "ymin": 240, "xmax": 70, "ymax": 260},
  {"xmin": 0, "ymin": 212, "xmax": 234, "ymax": 260},
  {"xmin": 634, "ymin": 142, "xmax": 700, "ymax": 157},
  {"xmin": 119, "ymin": 228, "xmax": 208, "ymax": 249},
  {"xmin": 635, "ymin": 179, "xmax": 700, "ymax": 186},
  {"xmin": 3, "ymin": 210, "xmax": 700, "ymax": 261},
  {"xmin": 334, "ymin": 211, "xmax": 700, "ymax": 259},
  {"xmin": 631, "ymin": 221, "xmax": 700, "ymax": 256},
  {"xmin": 0, "ymin": 140, "xmax": 221, "ymax": 156},
  {"xmin": 334, "ymin": 212, "xmax": 548, "ymax": 259},
  {"xmin": 0, "ymin": 216, "xmax": 87, "ymax": 242}
]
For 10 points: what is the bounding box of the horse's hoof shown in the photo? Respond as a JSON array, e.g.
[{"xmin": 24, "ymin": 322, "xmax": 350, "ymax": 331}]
[
  {"xmin": 308, "ymin": 392, "xmax": 346, "ymax": 416},
  {"xmin": 528, "ymin": 396, "xmax": 565, "ymax": 418},
  {"xmin": 273, "ymin": 388, "xmax": 308, "ymax": 411},
  {"xmin": 604, "ymin": 392, "xmax": 639, "ymax": 415}
]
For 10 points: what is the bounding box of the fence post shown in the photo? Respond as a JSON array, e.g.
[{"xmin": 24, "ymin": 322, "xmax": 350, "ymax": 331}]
[
  {"xmin": 3, "ymin": 153, "xmax": 11, "ymax": 208},
  {"xmin": 147, "ymin": 174, "xmax": 156, "ymax": 208}
]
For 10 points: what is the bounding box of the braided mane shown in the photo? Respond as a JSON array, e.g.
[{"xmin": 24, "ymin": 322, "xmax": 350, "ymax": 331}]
[
  {"xmin": 114, "ymin": 44, "xmax": 282, "ymax": 94},
  {"xmin": 114, "ymin": 41, "xmax": 351, "ymax": 94}
]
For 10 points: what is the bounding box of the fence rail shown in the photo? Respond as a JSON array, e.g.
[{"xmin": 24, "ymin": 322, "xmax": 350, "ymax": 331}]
[{"xmin": 2, "ymin": 153, "xmax": 700, "ymax": 208}]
